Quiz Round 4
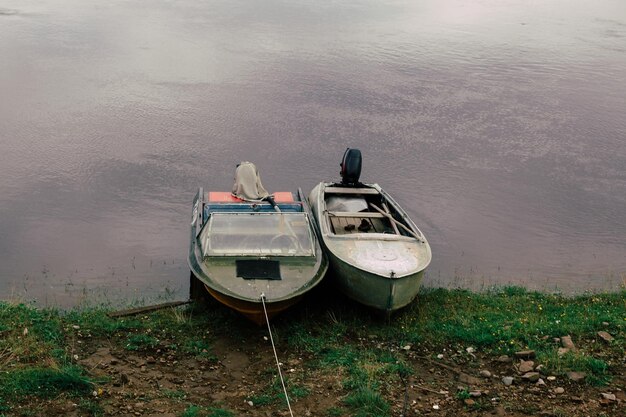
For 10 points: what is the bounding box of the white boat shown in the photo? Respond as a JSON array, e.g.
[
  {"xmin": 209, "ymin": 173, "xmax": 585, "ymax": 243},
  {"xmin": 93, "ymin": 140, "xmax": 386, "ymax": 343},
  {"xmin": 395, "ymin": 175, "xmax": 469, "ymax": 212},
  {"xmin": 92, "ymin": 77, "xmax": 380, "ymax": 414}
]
[
  {"xmin": 308, "ymin": 149, "xmax": 432, "ymax": 312},
  {"xmin": 188, "ymin": 162, "xmax": 328, "ymax": 324}
]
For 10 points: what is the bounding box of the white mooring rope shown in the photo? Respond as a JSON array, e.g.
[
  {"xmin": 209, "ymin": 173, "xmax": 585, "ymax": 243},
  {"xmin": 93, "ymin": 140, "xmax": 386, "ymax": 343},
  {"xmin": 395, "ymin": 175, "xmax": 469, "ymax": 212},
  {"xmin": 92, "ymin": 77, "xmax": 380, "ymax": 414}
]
[{"xmin": 260, "ymin": 293, "xmax": 294, "ymax": 417}]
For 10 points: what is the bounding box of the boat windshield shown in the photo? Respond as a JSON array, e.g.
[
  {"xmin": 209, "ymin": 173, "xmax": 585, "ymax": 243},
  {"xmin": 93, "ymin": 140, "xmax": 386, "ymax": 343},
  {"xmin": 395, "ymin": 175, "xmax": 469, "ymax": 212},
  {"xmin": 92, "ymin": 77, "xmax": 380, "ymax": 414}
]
[{"xmin": 202, "ymin": 213, "xmax": 315, "ymax": 257}]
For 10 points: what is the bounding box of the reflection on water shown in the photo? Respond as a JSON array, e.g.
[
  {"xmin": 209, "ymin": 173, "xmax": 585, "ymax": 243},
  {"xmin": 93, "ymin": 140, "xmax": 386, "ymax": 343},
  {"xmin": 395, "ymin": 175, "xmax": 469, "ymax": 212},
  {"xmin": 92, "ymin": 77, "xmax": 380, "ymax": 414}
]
[{"xmin": 1, "ymin": 0, "xmax": 625, "ymax": 306}]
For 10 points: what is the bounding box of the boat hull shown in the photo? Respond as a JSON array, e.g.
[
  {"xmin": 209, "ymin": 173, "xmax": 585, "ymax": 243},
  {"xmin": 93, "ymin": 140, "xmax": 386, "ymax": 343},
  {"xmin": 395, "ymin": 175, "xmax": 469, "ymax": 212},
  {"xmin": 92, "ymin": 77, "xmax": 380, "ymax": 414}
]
[
  {"xmin": 188, "ymin": 188, "xmax": 327, "ymax": 324},
  {"xmin": 328, "ymin": 251, "xmax": 425, "ymax": 311},
  {"xmin": 205, "ymin": 285, "xmax": 302, "ymax": 325},
  {"xmin": 309, "ymin": 182, "xmax": 431, "ymax": 312}
]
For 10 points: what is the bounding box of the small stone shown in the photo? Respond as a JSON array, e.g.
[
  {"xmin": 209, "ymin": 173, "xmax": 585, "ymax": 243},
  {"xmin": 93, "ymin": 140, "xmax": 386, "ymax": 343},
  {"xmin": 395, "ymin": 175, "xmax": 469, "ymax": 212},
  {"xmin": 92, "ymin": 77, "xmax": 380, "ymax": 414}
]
[
  {"xmin": 566, "ymin": 371, "xmax": 586, "ymax": 382},
  {"xmin": 518, "ymin": 360, "xmax": 534, "ymax": 373},
  {"xmin": 536, "ymin": 378, "xmax": 546, "ymax": 386},
  {"xmin": 480, "ymin": 370, "xmax": 492, "ymax": 378},
  {"xmin": 497, "ymin": 355, "xmax": 512, "ymax": 363},
  {"xmin": 557, "ymin": 347, "xmax": 569, "ymax": 356},
  {"xmin": 601, "ymin": 393, "xmax": 616, "ymax": 401},
  {"xmin": 469, "ymin": 390, "xmax": 481, "ymax": 397},
  {"xmin": 433, "ymin": 404, "xmax": 440, "ymax": 410},
  {"xmin": 146, "ymin": 356, "xmax": 156, "ymax": 364},
  {"xmin": 535, "ymin": 364, "xmax": 545, "ymax": 372},
  {"xmin": 502, "ymin": 376, "xmax": 514, "ymax": 386},
  {"xmin": 547, "ymin": 376, "xmax": 556, "ymax": 381},
  {"xmin": 514, "ymin": 350, "xmax": 536, "ymax": 359},
  {"xmin": 602, "ymin": 321, "xmax": 609, "ymax": 326},
  {"xmin": 458, "ymin": 373, "xmax": 481, "ymax": 386},
  {"xmin": 554, "ymin": 387, "xmax": 565, "ymax": 394},
  {"xmin": 402, "ymin": 345, "xmax": 411, "ymax": 351},
  {"xmin": 552, "ymin": 337, "xmax": 561, "ymax": 344},
  {"xmin": 464, "ymin": 399, "xmax": 475, "ymax": 406},
  {"xmin": 72, "ymin": 325, "xmax": 80, "ymax": 330},
  {"xmin": 247, "ymin": 400, "xmax": 253, "ymax": 406},
  {"xmin": 436, "ymin": 354, "xmax": 444, "ymax": 359},
  {"xmin": 560, "ymin": 335, "xmax": 576, "ymax": 351},
  {"xmin": 494, "ymin": 406, "xmax": 506, "ymax": 416},
  {"xmin": 466, "ymin": 347, "xmax": 475, "ymax": 354},
  {"xmin": 521, "ymin": 372, "xmax": 540, "ymax": 382},
  {"xmin": 597, "ymin": 331, "xmax": 614, "ymax": 343}
]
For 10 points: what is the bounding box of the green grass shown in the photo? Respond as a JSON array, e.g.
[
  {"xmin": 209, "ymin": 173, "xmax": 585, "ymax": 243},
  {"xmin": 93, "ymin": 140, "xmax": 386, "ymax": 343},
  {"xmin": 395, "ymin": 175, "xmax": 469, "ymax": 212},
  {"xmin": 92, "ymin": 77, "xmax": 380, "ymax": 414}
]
[
  {"xmin": 0, "ymin": 301, "xmax": 226, "ymax": 413},
  {"xmin": 182, "ymin": 339, "xmax": 217, "ymax": 360},
  {"xmin": 276, "ymin": 286, "xmax": 624, "ymax": 412},
  {"xmin": 162, "ymin": 389, "xmax": 187, "ymax": 400},
  {"xmin": 0, "ymin": 287, "xmax": 623, "ymax": 415},
  {"xmin": 125, "ymin": 333, "xmax": 159, "ymax": 351},
  {"xmin": 344, "ymin": 386, "xmax": 390, "ymax": 417},
  {"xmin": 402, "ymin": 287, "xmax": 625, "ymax": 353},
  {"xmin": 0, "ymin": 366, "xmax": 92, "ymax": 399},
  {"xmin": 325, "ymin": 407, "xmax": 345, "ymax": 417},
  {"xmin": 248, "ymin": 376, "xmax": 311, "ymax": 407},
  {"xmin": 181, "ymin": 404, "xmax": 234, "ymax": 417},
  {"xmin": 538, "ymin": 350, "xmax": 610, "ymax": 385},
  {"xmin": 78, "ymin": 399, "xmax": 104, "ymax": 417}
]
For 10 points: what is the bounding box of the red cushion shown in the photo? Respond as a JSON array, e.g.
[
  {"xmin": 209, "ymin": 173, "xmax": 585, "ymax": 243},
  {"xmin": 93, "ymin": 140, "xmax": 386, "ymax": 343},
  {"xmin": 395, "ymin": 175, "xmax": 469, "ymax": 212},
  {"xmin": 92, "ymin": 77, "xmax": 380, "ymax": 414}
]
[{"xmin": 208, "ymin": 192, "xmax": 294, "ymax": 203}]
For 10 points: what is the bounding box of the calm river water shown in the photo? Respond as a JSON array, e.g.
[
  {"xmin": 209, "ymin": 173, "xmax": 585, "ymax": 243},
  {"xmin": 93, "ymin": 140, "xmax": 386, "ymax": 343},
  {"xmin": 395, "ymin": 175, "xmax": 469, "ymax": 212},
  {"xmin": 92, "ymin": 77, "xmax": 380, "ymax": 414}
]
[{"xmin": 1, "ymin": 0, "xmax": 625, "ymax": 306}]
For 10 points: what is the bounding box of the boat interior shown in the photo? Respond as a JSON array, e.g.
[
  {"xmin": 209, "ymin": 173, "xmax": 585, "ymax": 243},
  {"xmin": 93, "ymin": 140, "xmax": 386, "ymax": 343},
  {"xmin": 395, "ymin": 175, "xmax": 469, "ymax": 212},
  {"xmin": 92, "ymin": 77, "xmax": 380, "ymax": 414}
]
[
  {"xmin": 203, "ymin": 192, "xmax": 302, "ymax": 219},
  {"xmin": 324, "ymin": 186, "xmax": 415, "ymax": 238}
]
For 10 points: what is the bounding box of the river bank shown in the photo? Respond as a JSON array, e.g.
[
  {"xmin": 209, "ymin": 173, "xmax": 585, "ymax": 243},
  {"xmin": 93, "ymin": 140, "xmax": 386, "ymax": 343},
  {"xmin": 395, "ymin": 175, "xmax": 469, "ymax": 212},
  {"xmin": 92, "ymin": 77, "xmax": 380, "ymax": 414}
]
[{"xmin": 0, "ymin": 286, "xmax": 624, "ymax": 416}]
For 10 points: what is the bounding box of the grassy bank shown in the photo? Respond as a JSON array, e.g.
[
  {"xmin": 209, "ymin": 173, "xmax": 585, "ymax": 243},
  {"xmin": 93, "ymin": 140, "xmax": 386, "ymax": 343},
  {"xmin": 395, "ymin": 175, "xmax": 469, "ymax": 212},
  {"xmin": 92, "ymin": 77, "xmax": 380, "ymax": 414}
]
[{"xmin": 0, "ymin": 287, "xmax": 624, "ymax": 416}]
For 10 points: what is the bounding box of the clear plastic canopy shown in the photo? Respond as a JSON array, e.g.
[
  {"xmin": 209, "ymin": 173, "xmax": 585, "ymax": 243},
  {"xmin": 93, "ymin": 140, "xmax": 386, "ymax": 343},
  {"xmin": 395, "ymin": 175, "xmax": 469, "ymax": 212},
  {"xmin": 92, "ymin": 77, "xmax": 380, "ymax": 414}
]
[{"xmin": 202, "ymin": 213, "xmax": 314, "ymax": 257}]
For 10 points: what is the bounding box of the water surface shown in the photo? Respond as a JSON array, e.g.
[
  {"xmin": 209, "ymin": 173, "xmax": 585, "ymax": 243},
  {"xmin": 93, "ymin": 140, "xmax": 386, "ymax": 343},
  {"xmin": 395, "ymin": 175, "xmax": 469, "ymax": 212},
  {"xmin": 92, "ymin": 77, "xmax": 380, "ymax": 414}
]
[{"xmin": 1, "ymin": 0, "xmax": 625, "ymax": 305}]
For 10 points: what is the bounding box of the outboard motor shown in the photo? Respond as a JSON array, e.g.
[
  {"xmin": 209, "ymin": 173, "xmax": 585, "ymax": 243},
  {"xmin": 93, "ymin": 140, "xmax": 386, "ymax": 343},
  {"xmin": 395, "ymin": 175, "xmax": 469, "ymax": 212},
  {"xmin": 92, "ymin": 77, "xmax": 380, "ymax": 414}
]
[{"xmin": 340, "ymin": 148, "xmax": 362, "ymax": 186}]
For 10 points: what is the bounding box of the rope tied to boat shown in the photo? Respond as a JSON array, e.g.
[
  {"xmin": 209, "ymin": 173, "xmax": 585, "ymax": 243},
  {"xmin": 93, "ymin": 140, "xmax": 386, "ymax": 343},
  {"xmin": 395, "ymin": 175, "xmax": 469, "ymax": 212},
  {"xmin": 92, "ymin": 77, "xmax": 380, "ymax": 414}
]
[{"xmin": 260, "ymin": 293, "xmax": 294, "ymax": 417}]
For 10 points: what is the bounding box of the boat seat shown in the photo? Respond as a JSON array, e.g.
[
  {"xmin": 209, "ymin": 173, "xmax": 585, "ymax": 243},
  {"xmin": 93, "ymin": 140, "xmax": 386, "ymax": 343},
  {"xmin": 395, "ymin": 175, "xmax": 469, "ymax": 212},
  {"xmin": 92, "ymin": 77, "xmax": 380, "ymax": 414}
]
[
  {"xmin": 329, "ymin": 215, "xmax": 392, "ymax": 235},
  {"xmin": 324, "ymin": 187, "xmax": 379, "ymax": 195},
  {"xmin": 327, "ymin": 211, "xmax": 385, "ymax": 218}
]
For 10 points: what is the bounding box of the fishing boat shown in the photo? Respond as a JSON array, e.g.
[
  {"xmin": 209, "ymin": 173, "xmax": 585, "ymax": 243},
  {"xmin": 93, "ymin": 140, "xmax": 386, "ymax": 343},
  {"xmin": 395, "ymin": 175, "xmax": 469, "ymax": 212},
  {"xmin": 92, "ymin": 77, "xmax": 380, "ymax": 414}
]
[
  {"xmin": 308, "ymin": 149, "xmax": 432, "ymax": 313},
  {"xmin": 188, "ymin": 162, "xmax": 328, "ymax": 324}
]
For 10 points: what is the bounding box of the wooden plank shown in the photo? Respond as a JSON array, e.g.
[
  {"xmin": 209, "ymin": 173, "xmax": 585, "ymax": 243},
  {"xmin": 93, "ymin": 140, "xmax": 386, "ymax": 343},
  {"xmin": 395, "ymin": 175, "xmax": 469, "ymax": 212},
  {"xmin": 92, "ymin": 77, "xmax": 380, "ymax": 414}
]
[
  {"xmin": 382, "ymin": 202, "xmax": 400, "ymax": 235},
  {"xmin": 369, "ymin": 203, "xmax": 423, "ymax": 241},
  {"xmin": 327, "ymin": 211, "xmax": 386, "ymax": 218},
  {"xmin": 107, "ymin": 301, "xmax": 191, "ymax": 318},
  {"xmin": 324, "ymin": 187, "xmax": 379, "ymax": 195},
  {"xmin": 330, "ymin": 216, "xmax": 390, "ymax": 234}
]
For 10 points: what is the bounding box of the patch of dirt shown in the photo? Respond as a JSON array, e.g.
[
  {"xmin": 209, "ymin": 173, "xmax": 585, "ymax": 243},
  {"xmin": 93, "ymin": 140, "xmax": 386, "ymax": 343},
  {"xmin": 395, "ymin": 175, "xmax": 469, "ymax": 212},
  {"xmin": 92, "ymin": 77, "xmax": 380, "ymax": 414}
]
[{"xmin": 63, "ymin": 326, "xmax": 625, "ymax": 417}]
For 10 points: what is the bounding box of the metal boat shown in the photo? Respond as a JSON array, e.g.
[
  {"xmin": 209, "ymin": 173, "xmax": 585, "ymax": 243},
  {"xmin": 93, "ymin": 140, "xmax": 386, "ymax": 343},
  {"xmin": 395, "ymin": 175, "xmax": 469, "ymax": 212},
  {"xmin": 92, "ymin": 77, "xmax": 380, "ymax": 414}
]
[
  {"xmin": 308, "ymin": 149, "xmax": 432, "ymax": 312},
  {"xmin": 188, "ymin": 163, "xmax": 327, "ymax": 324}
]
